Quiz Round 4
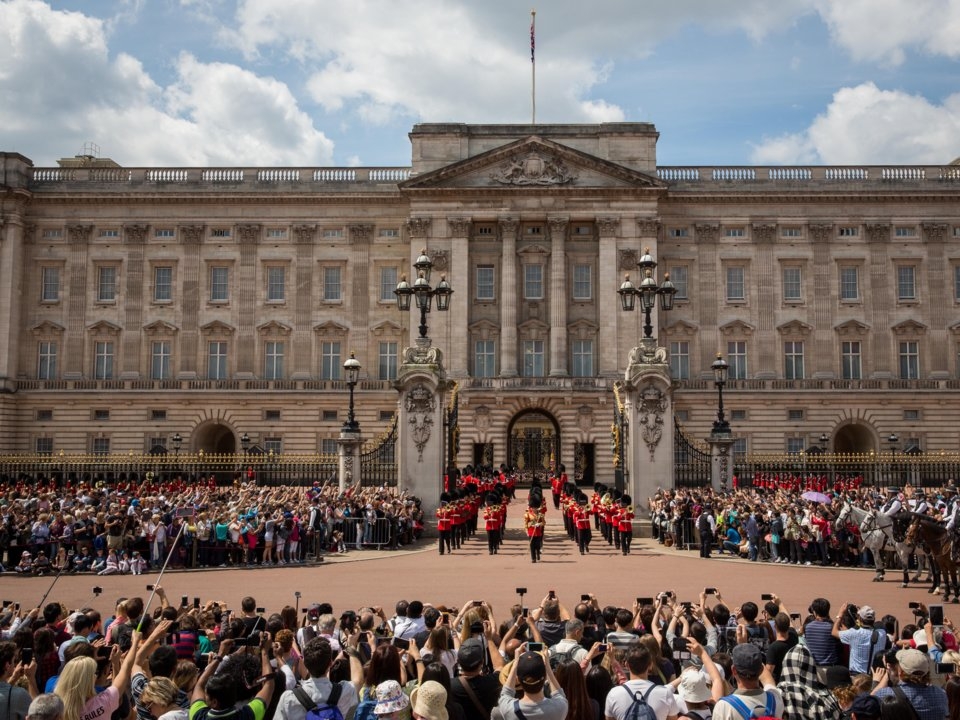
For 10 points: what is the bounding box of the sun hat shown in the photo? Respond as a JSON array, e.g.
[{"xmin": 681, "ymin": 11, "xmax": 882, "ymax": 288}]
[
  {"xmin": 373, "ymin": 680, "xmax": 409, "ymax": 715},
  {"xmin": 678, "ymin": 668, "xmax": 711, "ymax": 703},
  {"xmin": 410, "ymin": 680, "xmax": 448, "ymax": 720}
]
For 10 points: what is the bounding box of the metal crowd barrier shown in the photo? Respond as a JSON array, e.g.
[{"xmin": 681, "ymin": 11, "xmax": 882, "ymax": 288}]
[{"xmin": 336, "ymin": 517, "xmax": 394, "ymax": 550}]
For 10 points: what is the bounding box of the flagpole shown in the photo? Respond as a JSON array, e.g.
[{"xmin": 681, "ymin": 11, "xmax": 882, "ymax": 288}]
[{"xmin": 530, "ymin": 9, "xmax": 536, "ymax": 125}]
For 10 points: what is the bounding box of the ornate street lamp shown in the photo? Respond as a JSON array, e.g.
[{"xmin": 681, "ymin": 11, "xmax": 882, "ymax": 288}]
[
  {"xmin": 395, "ymin": 249, "xmax": 453, "ymax": 340},
  {"xmin": 240, "ymin": 432, "xmax": 250, "ymax": 457},
  {"xmin": 617, "ymin": 248, "xmax": 676, "ymax": 338},
  {"xmin": 888, "ymin": 432, "xmax": 900, "ymax": 485},
  {"xmin": 172, "ymin": 433, "xmax": 182, "ymax": 457},
  {"xmin": 343, "ymin": 352, "xmax": 361, "ymax": 432},
  {"xmin": 711, "ymin": 354, "xmax": 730, "ymax": 434}
]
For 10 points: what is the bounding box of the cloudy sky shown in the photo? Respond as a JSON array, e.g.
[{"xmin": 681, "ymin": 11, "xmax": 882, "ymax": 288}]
[{"xmin": 3, "ymin": 0, "xmax": 960, "ymax": 169}]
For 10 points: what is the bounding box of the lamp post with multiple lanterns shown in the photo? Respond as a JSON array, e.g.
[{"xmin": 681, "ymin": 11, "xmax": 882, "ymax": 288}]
[
  {"xmin": 617, "ymin": 248, "xmax": 677, "ymax": 338},
  {"xmin": 394, "ymin": 249, "xmax": 454, "ymax": 342}
]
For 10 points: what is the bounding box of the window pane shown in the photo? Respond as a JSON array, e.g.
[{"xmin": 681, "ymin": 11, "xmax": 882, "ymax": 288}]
[
  {"xmin": 98, "ymin": 267, "xmax": 116, "ymax": 301},
  {"xmin": 380, "ymin": 267, "xmax": 398, "ymax": 302},
  {"xmin": 782, "ymin": 267, "xmax": 802, "ymax": 301},
  {"xmin": 669, "ymin": 266, "xmax": 688, "ymax": 300},
  {"xmin": 474, "ymin": 340, "xmax": 496, "ymax": 377},
  {"xmin": 265, "ymin": 342, "xmax": 284, "ymax": 379},
  {"xmin": 784, "ymin": 341, "xmax": 804, "ymax": 380},
  {"xmin": 899, "ymin": 341, "xmax": 919, "ymax": 379},
  {"xmin": 727, "ymin": 341, "xmax": 747, "ymax": 380},
  {"xmin": 95, "ymin": 342, "xmax": 114, "ymax": 380},
  {"xmin": 476, "ymin": 266, "xmax": 495, "ymax": 300},
  {"xmin": 267, "ymin": 267, "xmax": 285, "ymax": 301},
  {"xmin": 324, "ymin": 267, "xmax": 342, "ymax": 301},
  {"xmin": 379, "ymin": 342, "xmax": 398, "ymax": 380},
  {"xmin": 841, "ymin": 340, "xmax": 861, "ymax": 380},
  {"xmin": 207, "ymin": 341, "xmax": 227, "ymax": 380},
  {"xmin": 786, "ymin": 437, "xmax": 805, "ymax": 454},
  {"xmin": 572, "ymin": 265, "xmax": 592, "ymax": 300},
  {"xmin": 41, "ymin": 267, "xmax": 60, "ymax": 301},
  {"xmin": 726, "ymin": 267, "xmax": 744, "ymax": 300},
  {"xmin": 151, "ymin": 341, "xmax": 171, "ymax": 379},
  {"xmin": 522, "ymin": 340, "xmax": 545, "ymax": 376},
  {"xmin": 210, "ymin": 267, "xmax": 229, "ymax": 301},
  {"xmin": 38, "ymin": 342, "xmax": 57, "ymax": 380},
  {"xmin": 897, "ymin": 266, "xmax": 916, "ymax": 300},
  {"xmin": 840, "ymin": 267, "xmax": 859, "ymax": 300},
  {"xmin": 669, "ymin": 341, "xmax": 689, "ymax": 380},
  {"xmin": 321, "ymin": 341, "xmax": 342, "ymax": 380},
  {"xmin": 154, "ymin": 267, "xmax": 173, "ymax": 301},
  {"xmin": 524, "ymin": 265, "xmax": 543, "ymax": 300},
  {"xmin": 572, "ymin": 340, "xmax": 594, "ymax": 377}
]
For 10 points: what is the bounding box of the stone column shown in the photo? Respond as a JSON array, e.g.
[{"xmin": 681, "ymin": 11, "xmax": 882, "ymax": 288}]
[
  {"xmin": 235, "ymin": 224, "xmax": 260, "ymax": 378},
  {"xmin": 924, "ymin": 223, "xmax": 950, "ymax": 378},
  {"xmin": 348, "ymin": 224, "xmax": 373, "ymax": 356},
  {"xmin": 866, "ymin": 224, "xmax": 893, "ymax": 379},
  {"xmin": 120, "ymin": 224, "xmax": 148, "ymax": 379},
  {"xmin": 176, "ymin": 225, "xmax": 204, "ymax": 379},
  {"xmin": 293, "ymin": 225, "xmax": 317, "ymax": 379},
  {"xmin": 598, "ymin": 217, "xmax": 621, "ymax": 375},
  {"xmin": 548, "ymin": 216, "xmax": 568, "ymax": 376},
  {"xmin": 707, "ymin": 431, "xmax": 737, "ymax": 493},
  {"xmin": 0, "ymin": 213, "xmax": 25, "ymax": 382},
  {"xmin": 337, "ymin": 426, "xmax": 362, "ymax": 492},
  {"xmin": 395, "ymin": 341, "xmax": 449, "ymax": 517},
  {"xmin": 499, "ymin": 217, "xmax": 519, "ymax": 376},
  {"xmin": 448, "ymin": 217, "xmax": 471, "ymax": 377},
  {"xmin": 64, "ymin": 225, "xmax": 92, "ymax": 380},
  {"xmin": 622, "ymin": 342, "xmax": 673, "ymax": 523}
]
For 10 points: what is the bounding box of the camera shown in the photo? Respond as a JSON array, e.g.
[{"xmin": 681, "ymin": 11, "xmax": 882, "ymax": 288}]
[
  {"xmin": 516, "ymin": 587, "xmax": 527, "ymax": 595},
  {"xmin": 234, "ymin": 632, "xmax": 262, "ymax": 647},
  {"xmin": 528, "ymin": 642, "xmax": 544, "ymax": 652},
  {"xmin": 705, "ymin": 588, "xmax": 717, "ymax": 595},
  {"xmin": 726, "ymin": 627, "xmax": 737, "ymax": 641},
  {"xmin": 598, "ymin": 643, "xmax": 608, "ymax": 653},
  {"xmin": 638, "ymin": 597, "xmax": 654, "ymax": 606},
  {"xmin": 930, "ymin": 605, "xmax": 945, "ymax": 626},
  {"xmin": 937, "ymin": 663, "xmax": 956, "ymax": 674},
  {"xmin": 93, "ymin": 586, "xmax": 103, "ymax": 595},
  {"xmin": 581, "ymin": 594, "xmax": 590, "ymax": 602},
  {"xmin": 256, "ymin": 607, "xmax": 266, "ymax": 614},
  {"xmin": 672, "ymin": 637, "xmax": 689, "ymax": 651},
  {"xmin": 548, "ymin": 590, "xmax": 556, "ymax": 599},
  {"xmin": 761, "ymin": 593, "xmax": 774, "ymax": 601},
  {"xmin": 20, "ymin": 648, "xmax": 33, "ymax": 664},
  {"xmin": 146, "ymin": 584, "xmax": 154, "ymax": 591}
]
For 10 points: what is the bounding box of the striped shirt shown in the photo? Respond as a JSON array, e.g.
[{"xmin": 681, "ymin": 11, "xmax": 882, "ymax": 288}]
[{"xmin": 803, "ymin": 620, "xmax": 840, "ymax": 665}]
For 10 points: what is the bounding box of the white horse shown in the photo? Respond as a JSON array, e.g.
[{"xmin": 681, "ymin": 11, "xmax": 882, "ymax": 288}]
[{"xmin": 835, "ymin": 501, "xmax": 921, "ymax": 586}]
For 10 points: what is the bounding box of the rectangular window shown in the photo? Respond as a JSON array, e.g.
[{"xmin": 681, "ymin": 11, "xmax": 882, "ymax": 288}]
[
  {"xmin": 786, "ymin": 437, "xmax": 805, "ymax": 454},
  {"xmin": 322, "ymin": 410, "xmax": 339, "ymax": 422},
  {"xmin": 322, "ymin": 229, "xmax": 343, "ymax": 238},
  {"xmin": 522, "ymin": 340, "xmax": 545, "ymax": 377},
  {"xmin": 904, "ymin": 409, "xmax": 921, "ymax": 421},
  {"xmin": 784, "ymin": 341, "xmax": 805, "ymax": 380},
  {"xmin": 207, "ymin": 341, "xmax": 228, "ymax": 380},
  {"xmin": 669, "ymin": 341, "xmax": 689, "ymax": 380},
  {"xmin": 98, "ymin": 229, "xmax": 120, "ymax": 238},
  {"xmin": 572, "ymin": 340, "xmax": 594, "ymax": 377},
  {"xmin": 572, "ymin": 224, "xmax": 593, "ymax": 236},
  {"xmin": 669, "ymin": 266, "xmax": 688, "ymax": 300},
  {"xmin": 148, "ymin": 437, "xmax": 167, "ymax": 451},
  {"xmin": 154, "ymin": 266, "xmax": 173, "ymax": 302},
  {"xmin": 151, "ymin": 341, "xmax": 171, "ymax": 380},
  {"xmin": 379, "ymin": 342, "xmax": 398, "ymax": 380},
  {"xmin": 838, "ymin": 226, "xmax": 859, "ymax": 237},
  {"xmin": 572, "ymin": 264, "xmax": 592, "ymax": 300},
  {"xmin": 476, "ymin": 225, "xmax": 494, "ymax": 236},
  {"xmin": 264, "ymin": 342, "xmax": 285, "ymax": 380},
  {"xmin": 897, "ymin": 265, "xmax": 916, "ymax": 300},
  {"xmin": 841, "ymin": 341, "xmax": 862, "ymax": 380},
  {"xmin": 94, "ymin": 342, "xmax": 114, "ymax": 380},
  {"xmin": 669, "ymin": 228, "xmax": 689, "ymax": 238},
  {"xmin": 840, "ymin": 267, "xmax": 859, "ymax": 301},
  {"xmin": 321, "ymin": 438, "xmax": 338, "ymax": 453},
  {"xmin": 41, "ymin": 267, "xmax": 60, "ymax": 301},
  {"xmin": 724, "ymin": 228, "xmax": 745, "ymax": 238},
  {"xmin": 524, "ymin": 265, "xmax": 544, "ymax": 300},
  {"xmin": 321, "ymin": 341, "xmax": 341, "ymax": 380},
  {"xmin": 37, "ymin": 342, "xmax": 57, "ymax": 380},
  {"xmin": 899, "ymin": 341, "xmax": 919, "ymax": 380},
  {"xmin": 474, "ymin": 340, "xmax": 496, "ymax": 378},
  {"xmin": 97, "ymin": 266, "xmax": 117, "ymax": 302},
  {"xmin": 94, "ymin": 409, "xmax": 110, "ymax": 421},
  {"xmin": 36, "ymin": 409, "xmax": 53, "ymax": 421},
  {"xmin": 781, "ymin": 228, "xmax": 802, "ymax": 238},
  {"xmin": 895, "ymin": 227, "xmax": 917, "ymax": 237},
  {"xmin": 154, "ymin": 229, "xmax": 175, "ymax": 238},
  {"xmin": 211, "ymin": 228, "xmax": 231, "ymax": 238},
  {"xmin": 36, "ymin": 437, "xmax": 54, "ymax": 455},
  {"xmin": 727, "ymin": 341, "xmax": 747, "ymax": 380},
  {"xmin": 379, "ymin": 228, "xmax": 399, "ymax": 237},
  {"xmin": 732, "ymin": 437, "xmax": 748, "ymax": 460},
  {"xmin": 91, "ymin": 437, "xmax": 110, "ymax": 455},
  {"xmin": 42, "ymin": 229, "xmax": 63, "ymax": 239},
  {"xmin": 731, "ymin": 409, "xmax": 747, "ymax": 421},
  {"xmin": 266, "ymin": 228, "xmax": 287, "ymax": 239},
  {"xmin": 726, "ymin": 266, "xmax": 745, "ymax": 301},
  {"xmin": 264, "ymin": 410, "xmax": 281, "ymax": 421},
  {"xmin": 323, "ymin": 266, "xmax": 342, "ymax": 301},
  {"xmin": 210, "ymin": 266, "xmax": 229, "ymax": 302},
  {"xmin": 266, "ymin": 266, "xmax": 285, "ymax": 302},
  {"xmin": 379, "ymin": 267, "xmax": 398, "ymax": 302},
  {"xmin": 151, "ymin": 410, "xmax": 167, "ymax": 421},
  {"xmin": 264, "ymin": 437, "xmax": 283, "ymax": 454},
  {"xmin": 476, "ymin": 266, "xmax": 495, "ymax": 300},
  {"xmin": 379, "ymin": 410, "xmax": 394, "ymax": 421},
  {"xmin": 782, "ymin": 267, "xmax": 802, "ymax": 301},
  {"xmin": 525, "ymin": 226, "xmax": 543, "ymax": 236}
]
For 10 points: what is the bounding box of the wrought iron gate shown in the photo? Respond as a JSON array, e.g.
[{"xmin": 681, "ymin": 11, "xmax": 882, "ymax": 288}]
[
  {"xmin": 508, "ymin": 430, "xmax": 559, "ymax": 483},
  {"xmin": 674, "ymin": 418, "xmax": 711, "ymax": 488},
  {"xmin": 360, "ymin": 414, "xmax": 397, "ymax": 486}
]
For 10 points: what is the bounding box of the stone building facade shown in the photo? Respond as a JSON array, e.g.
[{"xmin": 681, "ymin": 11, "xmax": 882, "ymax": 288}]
[{"xmin": 2, "ymin": 122, "xmax": 960, "ymax": 486}]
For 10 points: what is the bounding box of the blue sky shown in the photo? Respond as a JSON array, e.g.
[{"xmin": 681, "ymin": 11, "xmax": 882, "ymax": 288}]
[{"xmin": 3, "ymin": 0, "xmax": 960, "ymax": 168}]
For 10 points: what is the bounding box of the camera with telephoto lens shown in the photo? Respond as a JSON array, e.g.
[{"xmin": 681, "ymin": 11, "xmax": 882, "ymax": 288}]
[{"xmin": 234, "ymin": 631, "xmax": 262, "ymax": 647}]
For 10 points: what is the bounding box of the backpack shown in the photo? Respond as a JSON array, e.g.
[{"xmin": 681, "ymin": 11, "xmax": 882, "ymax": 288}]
[
  {"xmin": 719, "ymin": 690, "xmax": 777, "ymax": 720},
  {"xmin": 621, "ymin": 684, "xmax": 657, "ymax": 720},
  {"xmin": 353, "ymin": 685, "xmax": 378, "ymax": 720},
  {"xmin": 293, "ymin": 682, "xmax": 345, "ymax": 720},
  {"xmin": 549, "ymin": 645, "xmax": 576, "ymax": 670}
]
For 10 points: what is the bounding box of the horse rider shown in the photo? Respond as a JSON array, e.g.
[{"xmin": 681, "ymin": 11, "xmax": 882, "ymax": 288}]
[{"xmin": 880, "ymin": 486, "xmax": 902, "ymax": 517}]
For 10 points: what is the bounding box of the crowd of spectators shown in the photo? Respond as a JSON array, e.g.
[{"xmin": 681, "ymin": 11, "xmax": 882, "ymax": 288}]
[
  {"xmin": 0, "ymin": 480, "xmax": 425, "ymax": 574},
  {"xmin": 1, "ymin": 585, "xmax": 958, "ymax": 720}
]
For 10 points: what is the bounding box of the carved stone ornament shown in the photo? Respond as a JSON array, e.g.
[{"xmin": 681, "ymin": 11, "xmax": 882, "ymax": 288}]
[
  {"xmin": 236, "ymin": 224, "xmax": 261, "ymax": 245},
  {"xmin": 123, "ymin": 224, "xmax": 149, "ymax": 245},
  {"xmin": 808, "ymin": 224, "xmax": 834, "ymax": 244},
  {"xmin": 474, "ymin": 405, "xmax": 491, "ymax": 431},
  {"xmin": 618, "ymin": 249, "xmax": 639, "ymax": 271},
  {"xmin": 577, "ymin": 405, "xmax": 594, "ymax": 432},
  {"xmin": 491, "ymin": 151, "xmax": 576, "ymax": 186},
  {"xmin": 347, "ymin": 224, "xmax": 374, "ymax": 244},
  {"xmin": 628, "ymin": 337, "xmax": 669, "ymax": 368},
  {"xmin": 597, "ymin": 217, "xmax": 620, "ymax": 236},
  {"xmin": 402, "ymin": 340, "xmax": 445, "ymax": 367},
  {"xmin": 179, "ymin": 225, "xmax": 205, "ymax": 245},
  {"xmin": 67, "ymin": 224, "xmax": 93, "ymax": 245},
  {"xmin": 865, "ymin": 223, "xmax": 890, "ymax": 243},
  {"xmin": 923, "ymin": 223, "xmax": 948, "ymax": 243},
  {"xmin": 694, "ymin": 224, "xmax": 720, "ymax": 244},
  {"xmin": 405, "ymin": 383, "xmax": 437, "ymax": 462},
  {"xmin": 430, "ymin": 250, "xmax": 449, "ymax": 273},
  {"xmin": 752, "ymin": 224, "xmax": 777, "ymax": 244},
  {"xmin": 547, "ymin": 217, "xmax": 569, "ymax": 239},
  {"xmin": 498, "ymin": 217, "xmax": 519, "ymax": 236},
  {"xmin": 636, "ymin": 219, "xmax": 661, "ymax": 238},
  {"xmin": 293, "ymin": 224, "xmax": 317, "ymax": 244},
  {"xmin": 448, "ymin": 217, "xmax": 471, "ymax": 237},
  {"xmin": 406, "ymin": 217, "xmax": 432, "ymax": 238},
  {"xmin": 637, "ymin": 384, "xmax": 668, "ymax": 461}
]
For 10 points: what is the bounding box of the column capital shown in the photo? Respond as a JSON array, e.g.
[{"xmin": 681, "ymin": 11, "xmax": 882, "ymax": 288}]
[
  {"xmin": 922, "ymin": 222, "xmax": 949, "ymax": 243},
  {"xmin": 865, "ymin": 223, "xmax": 890, "ymax": 243},
  {"xmin": 406, "ymin": 216, "xmax": 432, "ymax": 238},
  {"xmin": 597, "ymin": 216, "xmax": 620, "ymax": 237},
  {"xmin": 66, "ymin": 224, "xmax": 93, "ymax": 245},
  {"xmin": 809, "ymin": 223, "xmax": 834, "ymax": 244},
  {"xmin": 347, "ymin": 223, "xmax": 374, "ymax": 244},
  {"xmin": 636, "ymin": 218, "xmax": 660, "ymax": 238},
  {"xmin": 498, "ymin": 216, "xmax": 519, "ymax": 237},
  {"xmin": 447, "ymin": 217, "xmax": 471, "ymax": 237},
  {"xmin": 123, "ymin": 224, "xmax": 149, "ymax": 245},
  {"xmin": 752, "ymin": 223, "xmax": 777, "ymax": 244},
  {"xmin": 293, "ymin": 224, "xmax": 318, "ymax": 244},
  {"xmin": 694, "ymin": 224, "xmax": 720, "ymax": 244},
  {"xmin": 547, "ymin": 216, "xmax": 569, "ymax": 235},
  {"xmin": 178, "ymin": 224, "xmax": 205, "ymax": 245},
  {"xmin": 236, "ymin": 223, "xmax": 262, "ymax": 245}
]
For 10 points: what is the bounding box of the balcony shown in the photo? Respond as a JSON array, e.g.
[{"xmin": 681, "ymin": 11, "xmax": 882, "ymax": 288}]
[{"xmin": 14, "ymin": 378, "xmax": 395, "ymax": 392}]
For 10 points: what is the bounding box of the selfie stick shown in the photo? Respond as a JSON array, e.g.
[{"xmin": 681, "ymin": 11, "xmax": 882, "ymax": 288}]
[
  {"xmin": 138, "ymin": 516, "xmax": 190, "ymax": 632},
  {"xmin": 36, "ymin": 562, "xmax": 69, "ymax": 609}
]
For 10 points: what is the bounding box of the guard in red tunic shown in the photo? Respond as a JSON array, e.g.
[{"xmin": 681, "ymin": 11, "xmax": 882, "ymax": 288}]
[
  {"xmin": 617, "ymin": 495, "xmax": 635, "ymax": 556},
  {"xmin": 524, "ymin": 489, "xmax": 545, "ymax": 563},
  {"xmin": 550, "ymin": 470, "xmax": 563, "ymax": 510},
  {"xmin": 436, "ymin": 493, "xmax": 453, "ymax": 555},
  {"xmin": 574, "ymin": 494, "xmax": 593, "ymax": 555},
  {"xmin": 483, "ymin": 493, "xmax": 501, "ymax": 555}
]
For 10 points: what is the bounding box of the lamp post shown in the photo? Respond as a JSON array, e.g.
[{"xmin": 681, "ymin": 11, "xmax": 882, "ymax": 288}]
[
  {"xmin": 710, "ymin": 354, "xmax": 730, "ymax": 434},
  {"xmin": 240, "ymin": 432, "xmax": 250, "ymax": 457},
  {"xmin": 394, "ymin": 248, "xmax": 454, "ymax": 342},
  {"xmin": 172, "ymin": 433, "xmax": 182, "ymax": 457},
  {"xmin": 888, "ymin": 432, "xmax": 900, "ymax": 485},
  {"xmin": 617, "ymin": 247, "xmax": 677, "ymax": 338},
  {"xmin": 820, "ymin": 432, "xmax": 831, "ymax": 484},
  {"xmin": 343, "ymin": 352, "xmax": 361, "ymax": 432}
]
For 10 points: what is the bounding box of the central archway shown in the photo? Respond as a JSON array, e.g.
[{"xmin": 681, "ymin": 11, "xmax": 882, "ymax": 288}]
[
  {"xmin": 507, "ymin": 409, "xmax": 560, "ymax": 485},
  {"xmin": 191, "ymin": 420, "xmax": 237, "ymax": 454},
  {"xmin": 833, "ymin": 422, "xmax": 875, "ymax": 454}
]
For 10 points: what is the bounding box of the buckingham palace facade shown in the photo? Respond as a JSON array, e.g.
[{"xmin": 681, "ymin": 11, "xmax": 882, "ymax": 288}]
[{"xmin": 2, "ymin": 122, "xmax": 960, "ymax": 485}]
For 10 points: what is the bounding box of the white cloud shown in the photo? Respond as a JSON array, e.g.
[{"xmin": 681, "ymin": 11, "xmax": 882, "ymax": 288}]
[
  {"xmin": 750, "ymin": 82, "xmax": 960, "ymax": 165},
  {"xmin": 0, "ymin": 0, "xmax": 333, "ymax": 166},
  {"xmin": 812, "ymin": 0, "xmax": 960, "ymax": 64}
]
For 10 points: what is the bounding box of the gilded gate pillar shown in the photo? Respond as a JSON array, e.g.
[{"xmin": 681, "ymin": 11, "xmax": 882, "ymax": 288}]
[
  {"xmin": 395, "ymin": 338, "xmax": 451, "ymax": 517},
  {"xmin": 337, "ymin": 428, "xmax": 362, "ymax": 492}
]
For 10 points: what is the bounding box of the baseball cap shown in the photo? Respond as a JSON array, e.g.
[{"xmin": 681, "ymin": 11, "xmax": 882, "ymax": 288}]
[
  {"xmin": 896, "ymin": 648, "xmax": 930, "ymax": 676},
  {"xmin": 731, "ymin": 644, "xmax": 763, "ymax": 676},
  {"xmin": 848, "ymin": 694, "xmax": 881, "ymax": 719},
  {"xmin": 308, "ymin": 604, "xmax": 322, "ymax": 619},
  {"xmin": 515, "ymin": 651, "xmax": 546, "ymax": 687},
  {"xmin": 457, "ymin": 639, "xmax": 484, "ymax": 670},
  {"xmin": 857, "ymin": 605, "xmax": 875, "ymax": 622}
]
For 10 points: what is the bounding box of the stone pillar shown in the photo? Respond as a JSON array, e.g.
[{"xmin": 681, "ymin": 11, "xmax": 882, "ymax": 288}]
[
  {"xmin": 293, "ymin": 225, "xmax": 317, "ymax": 380},
  {"xmin": 448, "ymin": 217, "xmax": 471, "ymax": 377},
  {"xmin": 348, "ymin": 224, "xmax": 373, "ymax": 357},
  {"xmin": 235, "ymin": 224, "xmax": 260, "ymax": 378},
  {"xmin": 0, "ymin": 214, "xmax": 26, "ymax": 382},
  {"xmin": 64, "ymin": 225, "xmax": 92, "ymax": 380},
  {"xmin": 499, "ymin": 217, "xmax": 519, "ymax": 377},
  {"xmin": 707, "ymin": 431, "xmax": 736, "ymax": 493},
  {"xmin": 337, "ymin": 427, "xmax": 362, "ymax": 492},
  {"xmin": 622, "ymin": 340, "xmax": 674, "ymax": 512},
  {"xmin": 597, "ymin": 217, "xmax": 621, "ymax": 375},
  {"xmin": 395, "ymin": 340, "xmax": 449, "ymax": 517},
  {"xmin": 548, "ymin": 216, "xmax": 568, "ymax": 376},
  {"xmin": 120, "ymin": 224, "xmax": 148, "ymax": 379},
  {"xmin": 177, "ymin": 225, "xmax": 204, "ymax": 379}
]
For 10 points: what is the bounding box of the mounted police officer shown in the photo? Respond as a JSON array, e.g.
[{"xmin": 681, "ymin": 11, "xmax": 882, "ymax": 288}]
[{"xmin": 880, "ymin": 486, "xmax": 902, "ymax": 516}]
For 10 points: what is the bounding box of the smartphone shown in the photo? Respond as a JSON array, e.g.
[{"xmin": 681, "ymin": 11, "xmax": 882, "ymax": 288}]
[
  {"xmin": 256, "ymin": 607, "xmax": 265, "ymax": 614},
  {"xmin": 581, "ymin": 594, "xmax": 590, "ymax": 602},
  {"xmin": 522, "ymin": 607, "xmax": 529, "ymax": 618},
  {"xmin": 909, "ymin": 601, "xmax": 922, "ymax": 610},
  {"xmin": 598, "ymin": 643, "xmax": 608, "ymax": 653},
  {"xmin": 14, "ymin": 603, "xmax": 20, "ymax": 611},
  {"xmin": 181, "ymin": 596, "xmax": 189, "ymax": 607},
  {"xmin": 472, "ymin": 601, "xmax": 482, "ymax": 607},
  {"xmin": 638, "ymin": 597, "xmax": 654, "ymax": 606},
  {"xmin": 671, "ymin": 637, "xmax": 689, "ymax": 651},
  {"xmin": 302, "ymin": 608, "xmax": 310, "ymax": 614},
  {"xmin": 3, "ymin": 600, "xmax": 12, "ymax": 607},
  {"xmin": 937, "ymin": 662, "xmax": 956, "ymax": 674},
  {"xmin": 146, "ymin": 584, "xmax": 154, "ymax": 591},
  {"xmin": 528, "ymin": 642, "xmax": 544, "ymax": 653},
  {"xmin": 393, "ymin": 637, "xmax": 410, "ymax": 650},
  {"xmin": 516, "ymin": 587, "xmax": 527, "ymax": 595},
  {"xmin": 442, "ymin": 614, "xmax": 450, "ymax": 624},
  {"xmin": 704, "ymin": 588, "xmax": 717, "ymax": 595},
  {"xmin": 93, "ymin": 587, "xmax": 103, "ymax": 596},
  {"xmin": 790, "ymin": 612, "xmax": 801, "ymax": 620},
  {"xmin": 761, "ymin": 593, "xmax": 774, "ymax": 601},
  {"xmin": 20, "ymin": 648, "xmax": 33, "ymax": 664},
  {"xmin": 548, "ymin": 590, "xmax": 556, "ymax": 599},
  {"xmin": 193, "ymin": 597, "xmax": 201, "ymax": 609},
  {"xmin": 930, "ymin": 604, "xmax": 945, "ymax": 626}
]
